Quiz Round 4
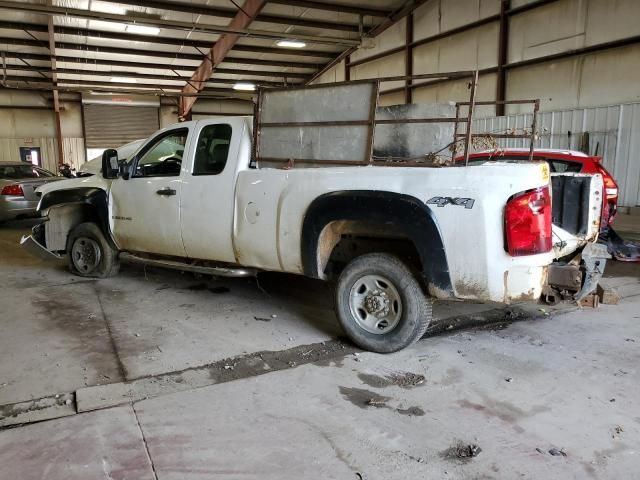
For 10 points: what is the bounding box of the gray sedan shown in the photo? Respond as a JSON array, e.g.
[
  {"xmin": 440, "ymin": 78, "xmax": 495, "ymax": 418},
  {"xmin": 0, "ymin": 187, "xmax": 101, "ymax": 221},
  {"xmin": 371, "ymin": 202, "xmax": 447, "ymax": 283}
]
[{"xmin": 0, "ymin": 163, "xmax": 64, "ymax": 222}]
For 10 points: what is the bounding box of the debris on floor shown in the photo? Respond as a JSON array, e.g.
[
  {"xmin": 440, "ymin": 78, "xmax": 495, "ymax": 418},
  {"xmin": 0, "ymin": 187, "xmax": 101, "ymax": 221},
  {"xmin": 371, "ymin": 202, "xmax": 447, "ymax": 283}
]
[
  {"xmin": 612, "ymin": 425, "xmax": 624, "ymax": 438},
  {"xmin": 367, "ymin": 398, "xmax": 387, "ymax": 408},
  {"xmin": 604, "ymin": 227, "xmax": 640, "ymax": 262},
  {"xmin": 579, "ymin": 293, "xmax": 600, "ymax": 308},
  {"xmin": 395, "ymin": 406, "xmax": 425, "ymax": 416},
  {"xmin": 442, "ymin": 442, "xmax": 482, "ymax": 461},
  {"xmin": 357, "ymin": 371, "xmax": 426, "ymax": 389},
  {"xmin": 339, "ymin": 386, "xmax": 391, "ymax": 410},
  {"xmin": 597, "ymin": 284, "xmax": 620, "ymax": 305},
  {"xmin": 548, "ymin": 447, "xmax": 567, "ymax": 457},
  {"xmin": 388, "ymin": 372, "xmax": 426, "ymax": 388}
]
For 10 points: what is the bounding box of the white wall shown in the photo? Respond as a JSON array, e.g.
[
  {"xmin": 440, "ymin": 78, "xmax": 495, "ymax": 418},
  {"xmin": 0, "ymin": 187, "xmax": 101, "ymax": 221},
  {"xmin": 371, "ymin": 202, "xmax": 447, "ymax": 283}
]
[
  {"xmin": 313, "ymin": 0, "xmax": 640, "ymax": 116},
  {"xmin": 0, "ymin": 90, "xmax": 85, "ymax": 170}
]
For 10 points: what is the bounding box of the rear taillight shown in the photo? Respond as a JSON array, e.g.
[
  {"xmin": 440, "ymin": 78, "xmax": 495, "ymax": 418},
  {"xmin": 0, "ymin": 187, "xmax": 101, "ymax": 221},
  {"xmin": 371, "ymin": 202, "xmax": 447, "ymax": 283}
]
[
  {"xmin": 595, "ymin": 165, "xmax": 618, "ymax": 199},
  {"xmin": 505, "ymin": 186, "xmax": 552, "ymax": 256},
  {"xmin": 0, "ymin": 184, "xmax": 24, "ymax": 196}
]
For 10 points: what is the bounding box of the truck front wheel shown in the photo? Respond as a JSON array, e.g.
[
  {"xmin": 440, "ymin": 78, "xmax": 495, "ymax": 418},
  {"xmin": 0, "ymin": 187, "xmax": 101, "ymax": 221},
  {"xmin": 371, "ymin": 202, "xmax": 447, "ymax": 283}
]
[
  {"xmin": 335, "ymin": 253, "xmax": 432, "ymax": 353},
  {"xmin": 67, "ymin": 222, "xmax": 120, "ymax": 278}
]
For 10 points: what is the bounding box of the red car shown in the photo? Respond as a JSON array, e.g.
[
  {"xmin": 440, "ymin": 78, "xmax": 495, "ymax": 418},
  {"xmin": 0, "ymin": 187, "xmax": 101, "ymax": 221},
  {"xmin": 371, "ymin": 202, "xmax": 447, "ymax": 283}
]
[{"xmin": 462, "ymin": 148, "xmax": 619, "ymax": 226}]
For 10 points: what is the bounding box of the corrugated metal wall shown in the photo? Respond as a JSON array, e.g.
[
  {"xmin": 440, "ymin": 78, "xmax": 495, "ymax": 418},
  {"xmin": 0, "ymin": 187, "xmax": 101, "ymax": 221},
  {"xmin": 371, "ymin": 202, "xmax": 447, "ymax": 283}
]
[
  {"xmin": 0, "ymin": 137, "xmax": 86, "ymax": 173},
  {"xmin": 473, "ymin": 102, "xmax": 640, "ymax": 207}
]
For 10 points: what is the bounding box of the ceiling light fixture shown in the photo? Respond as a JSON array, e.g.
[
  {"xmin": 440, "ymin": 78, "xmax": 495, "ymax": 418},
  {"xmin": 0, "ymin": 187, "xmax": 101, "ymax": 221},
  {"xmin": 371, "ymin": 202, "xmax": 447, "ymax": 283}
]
[
  {"xmin": 126, "ymin": 24, "xmax": 161, "ymax": 35},
  {"xmin": 110, "ymin": 77, "xmax": 137, "ymax": 83},
  {"xmin": 233, "ymin": 82, "xmax": 256, "ymax": 91},
  {"xmin": 276, "ymin": 39, "xmax": 306, "ymax": 48}
]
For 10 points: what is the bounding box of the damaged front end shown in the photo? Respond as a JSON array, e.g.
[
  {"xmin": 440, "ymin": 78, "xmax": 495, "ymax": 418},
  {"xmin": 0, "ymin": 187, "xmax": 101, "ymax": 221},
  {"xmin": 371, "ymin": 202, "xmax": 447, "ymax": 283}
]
[{"xmin": 20, "ymin": 221, "xmax": 62, "ymax": 261}]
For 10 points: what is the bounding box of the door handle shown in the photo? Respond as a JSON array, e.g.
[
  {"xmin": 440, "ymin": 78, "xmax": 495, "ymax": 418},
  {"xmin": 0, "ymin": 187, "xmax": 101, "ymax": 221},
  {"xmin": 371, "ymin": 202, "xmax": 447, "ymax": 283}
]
[{"xmin": 156, "ymin": 187, "xmax": 176, "ymax": 196}]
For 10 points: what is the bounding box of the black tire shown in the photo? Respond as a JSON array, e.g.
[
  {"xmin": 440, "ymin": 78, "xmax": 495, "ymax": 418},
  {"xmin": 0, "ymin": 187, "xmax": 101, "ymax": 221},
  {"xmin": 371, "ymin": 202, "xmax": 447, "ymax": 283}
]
[
  {"xmin": 67, "ymin": 222, "xmax": 120, "ymax": 278},
  {"xmin": 335, "ymin": 253, "xmax": 432, "ymax": 353}
]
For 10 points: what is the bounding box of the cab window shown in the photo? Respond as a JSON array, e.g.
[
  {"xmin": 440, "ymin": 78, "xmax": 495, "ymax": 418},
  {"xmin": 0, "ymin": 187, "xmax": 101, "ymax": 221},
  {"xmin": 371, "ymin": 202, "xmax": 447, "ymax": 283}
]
[
  {"xmin": 193, "ymin": 124, "xmax": 232, "ymax": 176},
  {"xmin": 134, "ymin": 129, "xmax": 188, "ymax": 177}
]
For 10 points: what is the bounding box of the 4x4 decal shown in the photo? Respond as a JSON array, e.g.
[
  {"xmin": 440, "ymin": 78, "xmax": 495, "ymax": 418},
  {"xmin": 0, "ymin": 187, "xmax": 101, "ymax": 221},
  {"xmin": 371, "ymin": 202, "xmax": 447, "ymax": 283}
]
[{"xmin": 426, "ymin": 196, "xmax": 475, "ymax": 209}]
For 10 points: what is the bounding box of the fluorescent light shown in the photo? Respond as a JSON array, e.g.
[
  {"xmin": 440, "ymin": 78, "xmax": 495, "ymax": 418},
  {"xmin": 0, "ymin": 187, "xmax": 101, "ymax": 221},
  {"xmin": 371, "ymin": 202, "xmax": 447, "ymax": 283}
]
[
  {"xmin": 126, "ymin": 24, "xmax": 160, "ymax": 35},
  {"xmin": 233, "ymin": 82, "xmax": 256, "ymax": 91},
  {"xmin": 93, "ymin": 5, "xmax": 127, "ymax": 15},
  {"xmin": 276, "ymin": 39, "xmax": 306, "ymax": 48},
  {"xmin": 110, "ymin": 77, "xmax": 137, "ymax": 84}
]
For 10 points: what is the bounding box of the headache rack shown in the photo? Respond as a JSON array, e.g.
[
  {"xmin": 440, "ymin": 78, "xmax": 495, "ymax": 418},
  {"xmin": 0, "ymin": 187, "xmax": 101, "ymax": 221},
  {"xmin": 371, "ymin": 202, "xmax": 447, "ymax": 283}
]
[{"xmin": 252, "ymin": 70, "xmax": 539, "ymax": 168}]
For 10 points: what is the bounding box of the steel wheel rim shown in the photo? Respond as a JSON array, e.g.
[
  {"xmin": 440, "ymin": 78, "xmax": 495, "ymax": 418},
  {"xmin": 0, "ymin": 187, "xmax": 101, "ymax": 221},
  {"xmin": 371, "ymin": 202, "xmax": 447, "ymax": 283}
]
[
  {"xmin": 71, "ymin": 237, "xmax": 101, "ymax": 273},
  {"xmin": 348, "ymin": 274, "xmax": 402, "ymax": 335}
]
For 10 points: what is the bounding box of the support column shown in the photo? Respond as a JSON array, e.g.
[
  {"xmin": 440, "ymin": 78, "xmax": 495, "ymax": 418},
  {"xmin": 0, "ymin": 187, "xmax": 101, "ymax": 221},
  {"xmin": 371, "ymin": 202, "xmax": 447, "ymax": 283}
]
[
  {"xmin": 345, "ymin": 54, "xmax": 350, "ymax": 81},
  {"xmin": 404, "ymin": 13, "xmax": 413, "ymax": 104},
  {"xmin": 47, "ymin": 1, "xmax": 64, "ymax": 166},
  {"xmin": 496, "ymin": 0, "xmax": 510, "ymax": 116}
]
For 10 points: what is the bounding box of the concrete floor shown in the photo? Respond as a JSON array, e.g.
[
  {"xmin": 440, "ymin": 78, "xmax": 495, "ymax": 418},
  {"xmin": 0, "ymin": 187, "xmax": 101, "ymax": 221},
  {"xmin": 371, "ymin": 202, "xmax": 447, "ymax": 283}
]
[{"xmin": 1, "ymin": 218, "xmax": 639, "ymax": 479}]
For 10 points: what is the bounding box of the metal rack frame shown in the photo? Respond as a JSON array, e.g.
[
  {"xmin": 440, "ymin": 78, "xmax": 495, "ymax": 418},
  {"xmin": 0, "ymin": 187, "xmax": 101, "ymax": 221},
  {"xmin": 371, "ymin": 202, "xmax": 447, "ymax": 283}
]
[{"xmin": 252, "ymin": 70, "xmax": 539, "ymax": 168}]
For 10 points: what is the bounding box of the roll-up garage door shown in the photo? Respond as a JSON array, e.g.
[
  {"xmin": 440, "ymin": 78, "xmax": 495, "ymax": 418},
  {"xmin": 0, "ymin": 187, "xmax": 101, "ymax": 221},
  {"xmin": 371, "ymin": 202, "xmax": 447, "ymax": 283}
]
[{"xmin": 83, "ymin": 104, "xmax": 159, "ymax": 149}]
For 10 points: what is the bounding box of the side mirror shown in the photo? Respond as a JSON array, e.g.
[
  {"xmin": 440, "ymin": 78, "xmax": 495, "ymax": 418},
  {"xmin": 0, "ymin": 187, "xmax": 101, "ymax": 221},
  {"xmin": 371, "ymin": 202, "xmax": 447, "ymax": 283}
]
[{"xmin": 102, "ymin": 149, "xmax": 119, "ymax": 179}]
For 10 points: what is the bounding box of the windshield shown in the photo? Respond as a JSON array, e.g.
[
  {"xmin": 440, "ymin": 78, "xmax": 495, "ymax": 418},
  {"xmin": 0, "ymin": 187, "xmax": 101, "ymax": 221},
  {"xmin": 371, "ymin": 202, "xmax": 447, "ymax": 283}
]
[{"xmin": 0, "ymin": 165, "xmax": 55, "ymax": 179}]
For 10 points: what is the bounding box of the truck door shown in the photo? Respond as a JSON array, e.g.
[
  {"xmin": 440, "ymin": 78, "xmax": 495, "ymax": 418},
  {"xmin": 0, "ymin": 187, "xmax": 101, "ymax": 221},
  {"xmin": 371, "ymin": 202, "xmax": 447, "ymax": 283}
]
[
  {"xmin": 179, "ymin": 120, "xmax": 241, "ymax": 262},
  {"xmin": 109, "ymin": 127, "xmax": 190, "ymax": 257}
]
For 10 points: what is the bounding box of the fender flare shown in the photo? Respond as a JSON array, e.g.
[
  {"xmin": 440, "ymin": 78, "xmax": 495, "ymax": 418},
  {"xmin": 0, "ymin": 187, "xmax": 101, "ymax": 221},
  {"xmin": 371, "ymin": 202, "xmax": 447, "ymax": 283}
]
[
  {"xmin": 301, "ymin": 190, "xmax": 453, "ymax": 296},
  {"xmin": 39, "ymin": 187, "xmax": 111, "ymax": 239}
]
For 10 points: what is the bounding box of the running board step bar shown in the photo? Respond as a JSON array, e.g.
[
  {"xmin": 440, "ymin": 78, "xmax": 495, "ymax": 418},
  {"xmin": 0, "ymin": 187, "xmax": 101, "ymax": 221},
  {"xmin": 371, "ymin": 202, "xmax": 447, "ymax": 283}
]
[{"xmin": 119, "ymin": 252, "xmax": 257, "ymax": 277}]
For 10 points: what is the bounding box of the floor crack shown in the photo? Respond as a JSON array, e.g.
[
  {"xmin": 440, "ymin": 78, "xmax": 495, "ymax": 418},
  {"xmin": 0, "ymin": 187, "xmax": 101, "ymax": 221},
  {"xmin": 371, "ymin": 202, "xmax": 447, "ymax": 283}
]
[
  {"xmin": 93, "ymin": 284, "xmax": 128, "ymax": 382},
  {"xmin": 132, "ymin": 404, "xmax": 159, "ymax": 480}
]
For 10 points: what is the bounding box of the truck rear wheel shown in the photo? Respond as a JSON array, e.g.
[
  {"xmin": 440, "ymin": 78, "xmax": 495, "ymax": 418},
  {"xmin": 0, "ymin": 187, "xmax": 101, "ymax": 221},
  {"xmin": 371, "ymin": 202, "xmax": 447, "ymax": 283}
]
[
  {"xmin": 67, "ymin": 222, "xmax": 120, "ymax": 278},
  {"xmin": 334, "ymin": 253, "xmax": 432, "ymax": 353}
]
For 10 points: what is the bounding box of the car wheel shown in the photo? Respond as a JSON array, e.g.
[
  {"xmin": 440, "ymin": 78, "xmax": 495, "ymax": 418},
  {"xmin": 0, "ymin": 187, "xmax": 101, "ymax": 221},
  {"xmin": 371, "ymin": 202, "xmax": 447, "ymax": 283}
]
[
  {"xmin": 335, "ymin": 253, "xmax": 432, "ymax": 353},
  {"xmin": 67, "ymin": 222, "xmax": 120, "ymax": 278}
]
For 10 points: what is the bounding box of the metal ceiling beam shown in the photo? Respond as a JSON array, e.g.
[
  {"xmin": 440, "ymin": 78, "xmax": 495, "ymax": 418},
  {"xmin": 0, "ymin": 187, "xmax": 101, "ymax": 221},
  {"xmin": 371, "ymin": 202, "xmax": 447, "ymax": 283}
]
[
  {"xmin": 0, "ymin": 79, "xmax": 252, "ymax": 98},
  {"xmin": 3, "ymin": 64, "xmax": 294, "ymax": 86},
  {"xmin": 3, "ymin": 74, "xmax": 255, "ymax": 94},
  {"xmin": 180, "ymin": 0, "xmax": 265, "ymax": 119},
  {"xmin": 0, "ymin": 20, "xmax": 337, "ymax": 58},
  {"xmin": 0, "ymin": 1, "xmax": 361, "ymax": 46},
  {"xmin": 3, "ymin": 60, "xmax": 307, "ymax": 80},
  {"xmin": 112, "ymin": 0, "xmax": 362, "ymax": 32},
  {"xmin": 268, "ymin": 0, "xmax": 391, "ymax": 17},
  {"xmin": 0, "ymin": 42, "xmax": 321, "ymax": 70}
]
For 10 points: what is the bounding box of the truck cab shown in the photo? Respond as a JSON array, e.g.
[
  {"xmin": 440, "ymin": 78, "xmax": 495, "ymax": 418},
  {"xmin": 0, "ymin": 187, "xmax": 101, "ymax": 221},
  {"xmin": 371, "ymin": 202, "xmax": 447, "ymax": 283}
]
[{"xmin": 106, "ymin": 117, "xmax": 251, "ymax": 263}]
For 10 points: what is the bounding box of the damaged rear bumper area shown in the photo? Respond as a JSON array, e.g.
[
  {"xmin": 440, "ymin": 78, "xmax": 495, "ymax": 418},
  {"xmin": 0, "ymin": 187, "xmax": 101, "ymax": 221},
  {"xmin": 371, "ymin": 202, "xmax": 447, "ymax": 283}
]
[
  {"xmin": 20, "ymin": 222, "xmax": 61, "ymax": 261},
  {"xmin": 543, "ymin": 242, "xmax": 610, "ymax": 305}
]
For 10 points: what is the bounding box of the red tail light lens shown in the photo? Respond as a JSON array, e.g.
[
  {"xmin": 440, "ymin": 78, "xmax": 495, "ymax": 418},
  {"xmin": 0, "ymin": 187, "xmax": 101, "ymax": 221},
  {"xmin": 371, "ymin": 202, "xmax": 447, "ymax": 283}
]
[
  {"xmin": 0, "ymin": 184, "xmax": 24, "ymax": 196},
  {"xmin": 595, "ymin": 165, "xmax": 618, "ymax": 199},
  {"xmin": 505, "ymin": 186, "xmax": 552, "ymax": 256}
]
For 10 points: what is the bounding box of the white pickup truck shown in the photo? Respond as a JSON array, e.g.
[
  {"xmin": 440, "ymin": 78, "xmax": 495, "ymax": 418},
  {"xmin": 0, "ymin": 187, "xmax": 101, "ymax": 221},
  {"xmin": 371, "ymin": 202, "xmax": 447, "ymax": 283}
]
[{"xmin": 22, "ymin": 85, "xmax": 609, "ymax": 353}]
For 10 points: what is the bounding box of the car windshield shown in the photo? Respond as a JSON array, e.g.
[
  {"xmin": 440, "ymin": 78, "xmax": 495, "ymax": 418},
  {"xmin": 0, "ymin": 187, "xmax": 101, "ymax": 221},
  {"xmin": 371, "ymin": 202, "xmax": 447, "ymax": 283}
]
[{"xmin": 0, "ymin": 165, "xmax": 55, "ymax": 179}]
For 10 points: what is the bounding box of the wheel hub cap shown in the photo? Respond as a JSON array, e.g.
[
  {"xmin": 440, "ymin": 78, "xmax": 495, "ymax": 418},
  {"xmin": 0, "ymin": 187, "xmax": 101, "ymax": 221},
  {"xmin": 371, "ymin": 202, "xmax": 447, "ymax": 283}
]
[
  {"xmin": 349, "ymin": 275, "xmax": 402, "ymax": 335},
  {"xmin": 71, "ymin": 237, "xmax": 101, "ymax": 273},
  {"xmin": 364, "ymin": 290, "xmax": 390, "ymax": 317}
]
